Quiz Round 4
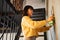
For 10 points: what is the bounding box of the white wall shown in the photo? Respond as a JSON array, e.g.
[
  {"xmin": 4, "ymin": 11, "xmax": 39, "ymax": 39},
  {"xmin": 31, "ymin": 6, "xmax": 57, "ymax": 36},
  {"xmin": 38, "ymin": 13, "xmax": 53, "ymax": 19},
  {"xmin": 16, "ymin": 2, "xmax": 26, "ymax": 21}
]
[
  {"xmin": 23, "ymin": 0, "xmax": 45, "ymax": 9},
  {"xmin": 53, "ymin": 0, "xmax": 60, "ymax": 40},
  {"xmin": 46, "ymin": 0, "xmax": 60, "ymax": 40},
  {"xmin": 46, "ymin": 0, "xmax": 56, "ymax": 40}
]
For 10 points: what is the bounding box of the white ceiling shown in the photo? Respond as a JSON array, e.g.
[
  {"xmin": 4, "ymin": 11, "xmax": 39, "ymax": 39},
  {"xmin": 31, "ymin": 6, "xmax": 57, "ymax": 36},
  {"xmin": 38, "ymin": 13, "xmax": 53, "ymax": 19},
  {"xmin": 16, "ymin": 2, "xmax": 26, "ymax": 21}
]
[{"xmin": 23, "ymin": 0, "xmax": 45, "ymax": 9}]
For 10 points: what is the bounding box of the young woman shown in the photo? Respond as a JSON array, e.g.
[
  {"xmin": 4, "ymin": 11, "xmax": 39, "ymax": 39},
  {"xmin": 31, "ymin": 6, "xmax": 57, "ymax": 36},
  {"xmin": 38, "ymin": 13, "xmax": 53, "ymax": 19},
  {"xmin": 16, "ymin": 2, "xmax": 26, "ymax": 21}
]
[{"xmin": 21, "ymin": 5, "xmax": 53, "ymax": 40}]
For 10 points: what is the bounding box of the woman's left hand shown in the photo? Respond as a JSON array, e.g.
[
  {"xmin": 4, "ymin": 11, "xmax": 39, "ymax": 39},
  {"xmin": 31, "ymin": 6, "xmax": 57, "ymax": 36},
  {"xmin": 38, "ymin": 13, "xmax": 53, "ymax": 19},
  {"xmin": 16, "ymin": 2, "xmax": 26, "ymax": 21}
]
[{"xmin": 47, "ymin": 15, "xmax": 54, "ymax": 22}]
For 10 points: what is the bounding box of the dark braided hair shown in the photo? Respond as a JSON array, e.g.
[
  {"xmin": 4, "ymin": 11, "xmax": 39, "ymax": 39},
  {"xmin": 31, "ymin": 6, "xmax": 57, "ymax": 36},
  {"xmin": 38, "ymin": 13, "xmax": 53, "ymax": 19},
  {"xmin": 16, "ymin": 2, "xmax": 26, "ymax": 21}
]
[{"xmin": 23, "ymin": 5, "xmax": 34, "ymax": 16}]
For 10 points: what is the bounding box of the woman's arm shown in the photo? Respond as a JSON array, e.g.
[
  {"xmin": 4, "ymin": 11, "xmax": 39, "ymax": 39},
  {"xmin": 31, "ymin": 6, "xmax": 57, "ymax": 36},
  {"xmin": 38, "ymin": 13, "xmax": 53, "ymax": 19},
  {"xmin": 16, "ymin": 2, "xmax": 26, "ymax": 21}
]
[
  {"xmin": 21, "ymin": 16, "xmax": 47, "ymax": 29},
  {"xmin": 36, "ymin": 26, "xmax": 51, "ymax": 32}
]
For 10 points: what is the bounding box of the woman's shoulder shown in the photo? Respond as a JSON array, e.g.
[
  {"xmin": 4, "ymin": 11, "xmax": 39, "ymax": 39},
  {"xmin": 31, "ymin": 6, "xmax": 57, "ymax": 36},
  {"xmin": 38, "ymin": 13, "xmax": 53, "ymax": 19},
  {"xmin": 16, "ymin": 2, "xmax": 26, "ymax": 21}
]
[
  {"xmin": 22, "ymin": 16, "xmax": 30, "ymax": 19},
  {"xmin": 23, "ymin": 16, "xmax": 28, "ymax": 17},
  {"xmin": 22, "ymin": 16, "xmax": 32, "ymax": 21}
]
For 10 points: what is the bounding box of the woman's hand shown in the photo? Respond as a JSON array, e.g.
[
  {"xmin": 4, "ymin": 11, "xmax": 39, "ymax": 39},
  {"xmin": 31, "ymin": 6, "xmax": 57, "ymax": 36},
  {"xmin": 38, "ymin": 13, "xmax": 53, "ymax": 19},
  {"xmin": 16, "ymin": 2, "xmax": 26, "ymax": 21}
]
[{"xmin": 47, "ymin": 15, "xmax": 54, "ymax": 22}]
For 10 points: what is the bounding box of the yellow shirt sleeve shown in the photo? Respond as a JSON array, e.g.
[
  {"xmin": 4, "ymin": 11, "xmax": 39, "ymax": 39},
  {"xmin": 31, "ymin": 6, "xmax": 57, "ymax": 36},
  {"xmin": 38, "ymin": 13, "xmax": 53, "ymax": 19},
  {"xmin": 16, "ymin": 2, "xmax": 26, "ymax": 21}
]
[
  {"xmin": 36, "ymin": 27, "xmax": 50, "ymax": 32},
  {"xmin": 21, "ymin": 16, "xmax": 47, "ymax": 29}
]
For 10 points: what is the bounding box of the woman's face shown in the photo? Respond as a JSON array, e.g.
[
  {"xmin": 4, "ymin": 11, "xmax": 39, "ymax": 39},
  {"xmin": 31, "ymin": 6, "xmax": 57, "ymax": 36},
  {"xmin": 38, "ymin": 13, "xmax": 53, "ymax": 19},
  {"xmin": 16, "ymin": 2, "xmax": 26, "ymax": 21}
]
[{"xmin": 27, "ymin": 8, "xmax": 33, "ymax": 16}]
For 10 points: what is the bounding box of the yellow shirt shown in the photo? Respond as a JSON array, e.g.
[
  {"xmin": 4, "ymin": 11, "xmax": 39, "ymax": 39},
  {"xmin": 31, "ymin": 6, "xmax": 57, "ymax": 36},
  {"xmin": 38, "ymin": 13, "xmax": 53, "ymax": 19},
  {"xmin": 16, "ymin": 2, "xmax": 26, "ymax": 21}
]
[{"xmin": 21, "ymin": 16, "xmax": 50, "ymax": 37}]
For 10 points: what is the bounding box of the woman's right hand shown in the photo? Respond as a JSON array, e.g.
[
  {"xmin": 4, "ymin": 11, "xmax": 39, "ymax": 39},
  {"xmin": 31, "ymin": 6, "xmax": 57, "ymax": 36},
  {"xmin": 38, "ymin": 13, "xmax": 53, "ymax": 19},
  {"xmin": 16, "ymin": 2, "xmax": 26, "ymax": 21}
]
[{"xmin": 47, "ymin": 15, "xmax": 54, "ymax": 22}]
